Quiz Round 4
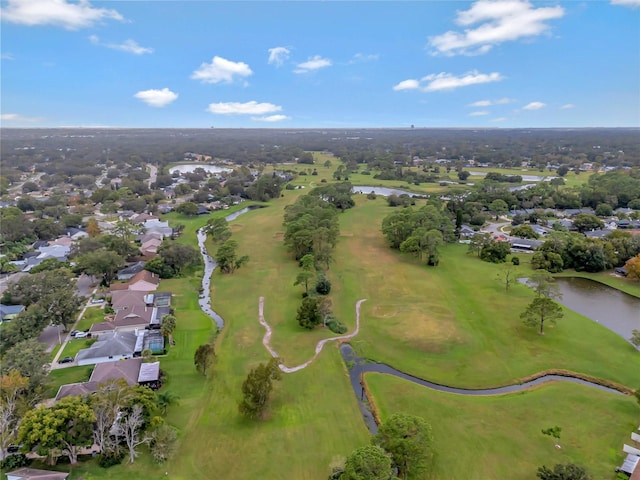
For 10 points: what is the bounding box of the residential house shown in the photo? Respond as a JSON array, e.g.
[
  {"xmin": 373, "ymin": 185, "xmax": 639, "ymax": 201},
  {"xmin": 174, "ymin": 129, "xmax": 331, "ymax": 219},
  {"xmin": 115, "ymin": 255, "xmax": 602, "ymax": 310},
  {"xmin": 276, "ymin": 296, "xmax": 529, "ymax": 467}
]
[
  {"xmin": 0, "ymin": 303, "xmax": 25, "ymax": 322},
  {"xmin": 143, "ymin": 219, "xmax": 173, "ymax": 237},
  {"xmin": 109, "ymin": 270, "xmax": 160, "ymax": 293},
  {"xmin": 54, "ymin": 358, "xmax": 147, "ymax": 401},
  {"xmin": 64, "ymin": 227, "xmax": 88, "ymax": 241},
  {"xmin": 196, "ymin": 205, "xmax": 210, "ymax": 215},
  {"xmin": 140, "ymin": 238, "xmax": 162, "ymax": 256},
  {"xmin": 130, "ymin": 213, "xmax": 158, "ymax": 224},
  {"xmin": 137, "ymin": 361, "xmax": 161, "ymax": 389},
  {"xmin": 138, "ymin": 232, "xmax": 163, "ymax": 244},
  {"xmin": 116, "ymin": 261, "xmax": 146, "ymax": 280},
  {"xmin": 509, "ymin": 238, "xmax": 543, "ymax": 250},
  {"xmin": 584, "ymin": 229, "xmax": 610, "ymax": 239},
  {"xmin": 55, "ymin": 381, "xmax": 99, "ymax": 402},
  {"xmin": 90, "ymin": 357, "xmax": 143, "ymax": 386},
  {"xmin": 5, "ymin": 468, "xmax": 69, "ymax": 480},
  {"xmin": 110, "ymin": 290, "xmax": 149, "ymax": 311},
  {"xmin": 128, "ymin": 270, "xmax": 160, "ymax": 291},
  {"xmin": 75, "ymin": 331, "xmax": 139, "ymax": 366},
  {"xmin": 89, "ymin": 305, "xmax": 157, "ymax": 337}
]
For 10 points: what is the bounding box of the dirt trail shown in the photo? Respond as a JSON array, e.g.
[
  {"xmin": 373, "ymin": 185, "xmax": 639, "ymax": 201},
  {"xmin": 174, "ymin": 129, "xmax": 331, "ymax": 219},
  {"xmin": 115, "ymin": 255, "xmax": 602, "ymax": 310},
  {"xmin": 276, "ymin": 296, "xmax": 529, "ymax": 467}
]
[{"xmin": 258, "ymin": 297, "xmax": 366, "ymax": 373}]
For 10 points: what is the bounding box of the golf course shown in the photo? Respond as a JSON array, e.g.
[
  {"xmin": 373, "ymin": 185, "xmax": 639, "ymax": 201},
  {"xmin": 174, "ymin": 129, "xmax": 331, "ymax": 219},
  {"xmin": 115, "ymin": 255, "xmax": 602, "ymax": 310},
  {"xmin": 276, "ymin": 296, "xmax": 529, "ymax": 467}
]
[{"xmin": 55, "ymin": 159, "xmax": 640, "ymax": 480}]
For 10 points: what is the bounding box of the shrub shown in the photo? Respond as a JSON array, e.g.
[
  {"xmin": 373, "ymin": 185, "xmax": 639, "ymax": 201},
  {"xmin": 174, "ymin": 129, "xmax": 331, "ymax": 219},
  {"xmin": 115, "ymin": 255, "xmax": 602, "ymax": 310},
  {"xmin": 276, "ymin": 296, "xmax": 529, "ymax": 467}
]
[
  {"xmin": 0, "ymin": 454, "xmax": 29, "ymax": 470},
  {"xmin": 98, "ymin": 450, "xmax": 125, "ymax": 468},
  {"xmin": 326, "ymin": 317, "xmax": 347, "ymax": 334},
  {"xmin": 511, "ymin": 256, "xmax": 520, "ymax": 265},
  {"xmin": 315, "ymin": 275, "xmax": 331, "ymax": 295}
]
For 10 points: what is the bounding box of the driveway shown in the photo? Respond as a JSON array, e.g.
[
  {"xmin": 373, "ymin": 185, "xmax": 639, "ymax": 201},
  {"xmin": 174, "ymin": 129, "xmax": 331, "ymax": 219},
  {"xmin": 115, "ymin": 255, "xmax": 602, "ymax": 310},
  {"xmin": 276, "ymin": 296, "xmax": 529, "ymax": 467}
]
[{"xmin": 75, "ymin": 274, "xmax": 96, "ymax": 298}]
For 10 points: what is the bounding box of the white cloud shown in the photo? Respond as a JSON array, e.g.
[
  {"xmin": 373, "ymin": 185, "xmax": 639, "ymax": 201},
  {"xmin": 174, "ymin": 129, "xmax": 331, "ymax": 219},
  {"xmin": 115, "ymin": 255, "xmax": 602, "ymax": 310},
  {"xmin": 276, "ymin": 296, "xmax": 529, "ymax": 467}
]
[
  {"xmin": 89, "ymin": 35, "xmax": 153, "ymax": 55},
  {"xmin": 1, "ymin": 113, "xmax": 43, "ymax": 123},
  {"xmin": 422, "ymin": 71, "xmax": 503, "ymax": 92},
  {"xmin": 251, "ymin": 114, "xmax": 290, "ymax": 122},
  {"xmin": 134, "ymin": 88, "xmax": 178, "ymax": 107},
  {"xmin": 349, "ymin": 53, "xmax": 380, "ymax": 63},
  {"xmin": 268, "ymin": 47, "xmax": 290, "ymax": 66},
  {"xmin": 294, "ymin": 55, "xmax": 332, "ymax": 74},
  {"xmin": 1, "ymin": 0, "xmax": 123, "ymax": 29},
  {"xmin": 207, "ymin": 101, "xmax": 282, "ymax": 115},
  {"xmin": 611, "ymin": 0, "xmax": 640, "ymax": 7},
  {"xmin": 191, "ymin": 56, "xmax": 253, "ymax": 84},
  {"xmin": 469, "ymin": 111, "xmax": 490, "ymax": 116},
  {"xmin": 523, "ymin": 101, "xmax": 546, "ymax": 110},
  {"xmin": 428, "ymin": 0, "xmax": 565, "ymax": 56},
  {"xmin": 560, "ymin": 103, "xmax": 575, "ymax": 109},
  {"xmin": 468, "ymin": 100, "xmax": 492, "ymax": 107},
  {"xmin": 394, "ymin": 71, "xmax": 503, "ymax": 92},
  {"xmin": 1, "ymin": 53, "xmax": 15, "ymax": 60},
  {"xmin": 393, "ymin": 79, "xmax": 421, "ymax": 91},
  {"xmin": 468, "ymin": 97, "xmax": 514, "ymax": 107}
]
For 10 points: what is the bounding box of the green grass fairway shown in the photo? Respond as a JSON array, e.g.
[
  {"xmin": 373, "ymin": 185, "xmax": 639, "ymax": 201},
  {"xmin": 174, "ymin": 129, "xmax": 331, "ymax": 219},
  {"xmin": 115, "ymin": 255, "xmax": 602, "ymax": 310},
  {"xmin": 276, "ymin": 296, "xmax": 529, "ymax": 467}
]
[
  {"xmin": 335, "ymin": 196, "xmax": 640, "ymax": 389},
  {"xmin": 366, "ymin": 372, "xmax": 639, "ymax": 480},
  {"xmin": 38, "ymin": 168, "xmax": 636, "ymax": 479}
]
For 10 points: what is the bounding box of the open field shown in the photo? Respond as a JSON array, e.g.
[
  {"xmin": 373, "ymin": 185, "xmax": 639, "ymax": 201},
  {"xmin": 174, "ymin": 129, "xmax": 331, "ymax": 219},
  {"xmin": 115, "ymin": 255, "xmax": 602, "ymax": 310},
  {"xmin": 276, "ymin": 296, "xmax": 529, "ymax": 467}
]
[
  {"xmin": 334, "ymin": 196, "xmax": 640, "ymax": 389},
  {"xmin": 366, "ymin": 372, "xmax": 638, "ymax": 480}
]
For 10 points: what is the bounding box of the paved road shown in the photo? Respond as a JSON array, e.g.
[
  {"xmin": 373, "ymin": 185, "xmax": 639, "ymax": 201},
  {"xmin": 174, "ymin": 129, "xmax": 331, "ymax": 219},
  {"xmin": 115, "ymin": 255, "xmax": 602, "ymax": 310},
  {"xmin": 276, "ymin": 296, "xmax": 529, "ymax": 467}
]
[
  {"xmin": 49, "ymin": 286, "xmax": 99, "ymax": 369},
  {"xmin": 147, "ymin": 163, "xmax": 158, "ymax": 188}
]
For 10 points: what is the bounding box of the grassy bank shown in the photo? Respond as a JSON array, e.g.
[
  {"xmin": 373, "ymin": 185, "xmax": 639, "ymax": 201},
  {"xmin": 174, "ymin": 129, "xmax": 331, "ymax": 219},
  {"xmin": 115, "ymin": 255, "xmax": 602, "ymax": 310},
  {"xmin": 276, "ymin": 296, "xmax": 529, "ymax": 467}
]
[{"xmin": 366, "ymin": 372, "xmax": 639, "ymax": 480}]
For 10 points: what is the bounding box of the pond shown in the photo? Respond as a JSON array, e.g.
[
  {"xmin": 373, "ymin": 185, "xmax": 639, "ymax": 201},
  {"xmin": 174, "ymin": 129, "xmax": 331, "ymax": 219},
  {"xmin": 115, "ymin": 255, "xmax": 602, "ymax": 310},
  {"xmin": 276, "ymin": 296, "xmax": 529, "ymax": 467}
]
[
  {"xmin": 169, "ymin": 164, "xmax": 232, "ymax": 175},
  {"xmin": 351, "ymin": 186, "xmax": 421, "ymax": 197},
  {"xmin": 553, "ymin": 277, "xmax": 640, "ymax": 347}
]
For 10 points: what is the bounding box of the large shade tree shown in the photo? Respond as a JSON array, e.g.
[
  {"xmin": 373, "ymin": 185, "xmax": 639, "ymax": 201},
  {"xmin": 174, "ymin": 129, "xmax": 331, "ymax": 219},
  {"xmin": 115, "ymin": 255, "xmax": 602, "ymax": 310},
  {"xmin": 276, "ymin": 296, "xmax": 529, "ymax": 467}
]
[
  {"xmin": 372, "ymin": 413, "xmax": 433, "ymax": 479},
  {"xmin": 520, "ymin": 297, "xmax": 564, "ymax": 335},
  {"xmin": 18, "ymin": 396, "xmax": 96, "ymax": 465},
  {"xmin": 341, "ymin": 445, "xmax": 393, "ymax": 480}
]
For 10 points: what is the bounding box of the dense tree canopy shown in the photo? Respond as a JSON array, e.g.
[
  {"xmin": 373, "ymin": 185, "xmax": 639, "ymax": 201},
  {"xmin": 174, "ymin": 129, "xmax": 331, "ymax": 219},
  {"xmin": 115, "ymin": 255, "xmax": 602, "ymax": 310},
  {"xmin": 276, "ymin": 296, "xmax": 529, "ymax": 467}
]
[
  {"xmin": 19, "ymin": 396, "xmax": 95, "ymax": 464},
  {"xmin": 284, "ymin": 194, "xmax": 340, "ymax": 266},
  {"xmin": 372, "ymin": 413, "xmax": 432, "ymax": 479},
  {"xmin": 341, "ymin": 445, "xmax": 393, "ymax": 480}
]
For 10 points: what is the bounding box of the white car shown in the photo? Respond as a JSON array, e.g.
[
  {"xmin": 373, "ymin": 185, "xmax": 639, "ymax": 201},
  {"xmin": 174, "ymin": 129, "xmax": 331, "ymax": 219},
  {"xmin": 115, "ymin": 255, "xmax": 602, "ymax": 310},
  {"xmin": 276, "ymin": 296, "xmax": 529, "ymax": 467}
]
[{"xmin": 74, "ymin": 331, "xmax": 89, "ymax": 338}]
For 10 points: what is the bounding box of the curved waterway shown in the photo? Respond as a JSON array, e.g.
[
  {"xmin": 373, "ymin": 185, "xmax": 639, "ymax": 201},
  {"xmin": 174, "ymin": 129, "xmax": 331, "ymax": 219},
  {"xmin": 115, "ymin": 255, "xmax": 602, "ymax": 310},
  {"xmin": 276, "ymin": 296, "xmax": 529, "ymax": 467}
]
[
  {"xmin": 340, "ymin": 344, "xmax": 624, "ymax": 434},
  {"xmin": 196, "ymin": 205, "xmax": 267, "ymax": 330}
]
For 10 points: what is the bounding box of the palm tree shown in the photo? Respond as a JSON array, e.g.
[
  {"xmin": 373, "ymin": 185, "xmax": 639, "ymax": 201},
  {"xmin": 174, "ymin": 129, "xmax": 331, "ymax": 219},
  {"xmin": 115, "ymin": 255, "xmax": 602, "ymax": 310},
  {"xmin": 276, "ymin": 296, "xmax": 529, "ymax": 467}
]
[
  {"xmin": 160, "ymin": 315, "xmax": 177, "ymax": 345},
  {"xmin": 156, "ymin": 391, "xmax": 179, "ymax": 415}
]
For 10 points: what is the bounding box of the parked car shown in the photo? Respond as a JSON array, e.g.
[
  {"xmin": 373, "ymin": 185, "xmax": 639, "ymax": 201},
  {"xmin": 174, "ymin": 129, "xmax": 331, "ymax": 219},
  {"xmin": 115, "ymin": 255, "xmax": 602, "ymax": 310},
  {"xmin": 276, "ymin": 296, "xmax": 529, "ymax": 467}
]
[
  {"xmin": 69, "ymin": 330, "xmax": 79, "ymax": 337},
  {"xmin": 74, "ymin": 331, "xmax": 89, "ymax": 338},
  {"xmin": 90, "ymin": 298, "xmax": 104, "ymax": 304},
  {"xmin": 58, "ymin": 356, "xmax": 74, "ymax": 364},
  {"xmin": 7, "ymin": 444, "xmax": 21, "ymax": 453}
]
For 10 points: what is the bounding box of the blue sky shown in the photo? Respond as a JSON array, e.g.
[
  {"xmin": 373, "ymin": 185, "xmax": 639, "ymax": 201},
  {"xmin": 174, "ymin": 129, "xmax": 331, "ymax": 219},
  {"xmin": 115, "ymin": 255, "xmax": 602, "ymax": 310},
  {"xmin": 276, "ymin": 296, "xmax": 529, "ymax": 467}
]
[{"xmin": 1, "ymin": 0, "xmax": 639, "ymax": 128}]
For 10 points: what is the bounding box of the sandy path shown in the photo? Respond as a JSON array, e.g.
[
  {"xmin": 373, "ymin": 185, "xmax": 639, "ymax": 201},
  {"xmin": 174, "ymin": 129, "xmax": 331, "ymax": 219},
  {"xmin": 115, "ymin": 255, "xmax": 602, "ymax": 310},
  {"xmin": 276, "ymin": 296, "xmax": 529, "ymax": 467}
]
[{"xmin": 258, "ymin": 297, "xmax": 366, "ymax": 373}]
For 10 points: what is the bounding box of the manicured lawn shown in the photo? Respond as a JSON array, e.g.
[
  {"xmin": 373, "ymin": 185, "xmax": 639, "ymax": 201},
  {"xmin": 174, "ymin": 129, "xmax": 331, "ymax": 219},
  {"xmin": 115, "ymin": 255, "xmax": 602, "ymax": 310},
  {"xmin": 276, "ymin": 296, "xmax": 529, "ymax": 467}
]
[
  {"xmin": 75, "ymin": 306, "xmax": 106, "ymax": 332},
  {"xmin": 366, "ymin": 372, "xmax": 639, "ymax": 480},
  {"xmin": 334, "ymin": 196, "xmax": 640, "ymax": 389},
  {"xmin": 59, "ymin": 338, "xmax": 96, "ymax": 360},
  {"xmin": 45, "ymin": 366, "xmax": 93, "ymax": 398}
]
